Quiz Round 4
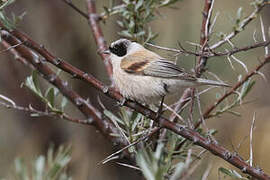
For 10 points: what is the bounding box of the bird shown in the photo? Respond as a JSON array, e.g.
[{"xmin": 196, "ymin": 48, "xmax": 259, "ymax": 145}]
[{"xmin": 103, "ymin": 38, "xmax": 229, "ymax": 105}]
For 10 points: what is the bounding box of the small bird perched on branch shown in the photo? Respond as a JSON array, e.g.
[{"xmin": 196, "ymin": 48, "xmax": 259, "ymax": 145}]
[{"xmin": 104, "ymin": 39, "xmax": 229, "ymax": 105}]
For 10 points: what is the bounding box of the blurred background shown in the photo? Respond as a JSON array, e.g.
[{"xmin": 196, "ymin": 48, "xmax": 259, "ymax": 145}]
[{"xmin": 1, "ymin": 0, "xmax": 270, "ymax": 179}]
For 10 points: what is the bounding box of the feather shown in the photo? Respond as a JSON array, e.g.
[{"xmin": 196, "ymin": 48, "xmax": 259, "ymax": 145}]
[{"xmin": 121, "ymin": 50, "xmax": 196, "ymax": 80}]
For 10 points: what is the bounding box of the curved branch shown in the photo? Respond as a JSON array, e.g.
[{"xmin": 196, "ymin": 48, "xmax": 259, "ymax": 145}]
[
  {"xmin": 1, "ymin": 31, "xmax": 127, "ymax": 147},
  {"xmin": 203, "ymin": 57, "xmax": 270, "ymax": 119},
  {"xmin": 2, "ymin": 27, "xmax": 270, "ymax": 179}
]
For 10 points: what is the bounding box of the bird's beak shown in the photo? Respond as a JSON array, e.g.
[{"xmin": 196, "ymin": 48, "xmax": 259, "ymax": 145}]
[{"xmin": 102, "ymin": 49, "xmax": 111, "ymax": 54}]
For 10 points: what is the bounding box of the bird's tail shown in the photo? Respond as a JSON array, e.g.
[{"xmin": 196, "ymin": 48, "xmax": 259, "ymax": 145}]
[{"xmin": 196, "ymin": 78, "xmax": 230, "ymax": 87}]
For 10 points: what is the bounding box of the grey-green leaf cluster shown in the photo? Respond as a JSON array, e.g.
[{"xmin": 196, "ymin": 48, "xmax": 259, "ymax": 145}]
[
  {"xmin": 12, "ymin": 145, "xmax": 72, "ymax": 180},
  {"xmin": 23, "ymin": 70, "xmax": 68, "ymax": 115},
  {"xmin": 103, "ymin": 0, "xmax": 182, "ymax": 43}
]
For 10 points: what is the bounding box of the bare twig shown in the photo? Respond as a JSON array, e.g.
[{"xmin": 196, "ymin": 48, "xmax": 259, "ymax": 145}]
[
  {"xmin": 147, "ymin": 39, "xmax": 270, "ymax": 58},
  {"xmin": 101, "ymin": 127, "xmax": 160, "ymax": 164},
  {"xmin": 171, "ymin": 0, "xmax": 216, "ymax": 129},
  {"xmin": 1, "ymin": 32, "xmax": 127, "ymax": 147},
  {"xmin": 1, "ymin": 40, "xmax": 30, "ymax": 66},
  {"xmin": 61, "ymin": 0, "xmax": 88, "ymax": 19},
  {"xmin": 0, "ymin": 99, "xmax": 89, "ymax": 125},
  {"xmin": 86, "ymin": 0, "xmax": 113, "ymax": 79},
  {"xmin": 188, "ymin": 88, "xmax": 195, "ymax": 129},
  {"xmin": 201, "ymin": 163, "xmax": 212, "ymax": 180},
  {"xmin": 2, "ymin": 8, "xmax": 270, "ymax": 180},
  {"xmin": 202, "ymin": 55, "xmax": 270, "ymax": 120},
  {"xmin": 260, "ymin": 15, "xmax": 269, "ymax": 56},
  {"xmin": 250, "ymin": 112, "xmax": 256, "ymax": 167},
  {"xmin": 210, "ymin": 2, "xmax": 266, "ymax": 50},
  {"xmin": 115, "ymin": 162, "xmax": 141, "ymax": 171}
]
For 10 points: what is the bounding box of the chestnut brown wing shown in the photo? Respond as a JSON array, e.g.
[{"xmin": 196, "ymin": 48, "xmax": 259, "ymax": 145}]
[{"xmin": 121, "ymin": 52, "xmax": 196, "ymax": 80}]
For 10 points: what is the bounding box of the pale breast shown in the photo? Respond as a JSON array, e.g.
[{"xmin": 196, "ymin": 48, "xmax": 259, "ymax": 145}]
[{"xmin": 112, "ymin": 60, "xmax": 166, "ymax": 104}]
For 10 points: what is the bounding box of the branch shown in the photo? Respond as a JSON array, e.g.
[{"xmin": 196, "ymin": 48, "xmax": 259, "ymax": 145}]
[
  {"xmin": 147, "ymin": 40, "xmax": 270, "ymax": 58},
  {"xmin": 61, "ymin": 0, "xmax": 88, "ymax": 19},
  {"xmin": 1, "ymin": 31, "xmax": 127, "ymax": 147},
  {"xmin": 0, "ymin": 98, "xmax": 88, "ymax": 124},
  {"xmin": 210, "ymin": 2, "xmax": 266, "ymax": 50},
  {"xmin": 202, "ymin": 56, "xmax": 270, "ymax": 120},
  {"xmin": 61, "ymin": 0, "xmax": 113, "ymax": 78},
  {"xmin": 2, "ymin": 28, "xmax": 270, "ymax": 180},
  {"xmin": 196, "ymin": 0, "xmax": 214, "ymax": 75},
  {"xmin": 86, "ymin": 0, "xmax": 113, "ymax": 79},
  {"xmin": 172, "ymin": 0, "xmax": 215, "ymax": 129}
]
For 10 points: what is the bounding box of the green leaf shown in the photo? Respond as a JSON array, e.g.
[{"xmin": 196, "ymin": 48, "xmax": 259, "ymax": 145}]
[
  {"xmin": 24, "ymin": 70, "xmax": 42, "ymax": 97},
  {"xmin": 60, "ymin": 97, "xmax": 68, "ymax": 111},
  {"xmin": 135, "ymin": 0, "xmax": 144, "ymax": 10},
  {"xmin": 118, "ymin": 30, "xmax": 133, "ymax": 38},
  {"xmin": 34, "ymin": 156, "xmax": 45, "ymax": 180},
  {"xmin": 131, "ymin": 113, "xmax": 143, "ymax": 131},
  {"xmin": 236, "ymin": 7, "xmax": 243, "ymax": 20},
  {"xmin": 238, "ymin": 80, "xmax": 255, "ymax": 101},
  {"xmin": 30, "ymin": 113, "xmax": 42, "ymax": 117},
  {"xmin": 169, "ymin": 162, "xmax": 185, "ymax": 180},
  {"xmin": 117, "ymin": 20, "xmax": 124, "ymax": 27},
  {"xmin": 46, "ymin": 88, "xmax": 55, "ymax": 108},
  {"xmin": 104, "ymin": 109, "xmax": 124, "ymax": 125},
  {"xmin": 219, "ymin": 167, "xmax": 248, "ymax": 179},
  {"xmin": 0, "ymin": 0, "xmax": 15, "ymax": 10},
  {"xmin": 122, "ymin": 0, "xmax": 130, "ymax": 4},
  {"xmin": 137, "ymin": 151, "xmax": 155, "ymax": 180},
  {"xmin": 14, "ymin": 158, "xmax": 29, "ymax": 180}
]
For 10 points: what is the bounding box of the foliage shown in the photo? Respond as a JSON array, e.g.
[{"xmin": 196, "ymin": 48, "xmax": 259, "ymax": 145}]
[
  {"xmin": 0, "ymin": 0, "xmax": 267, "ymax": 179},
  {"xmin": 22, "ymin": 70, "xmax": 68, "ymax": 116},
  {"xmin": 218, "ymin": 167, "xmax": 248, "ymax": 180},
  {"xmin": 103, "ymin": 0, "xmax": 182, "ymax": 43},
  {"xmin": 8, "ymin": 145, "xmax": 72, "ymax": 180},
  {"xmin": 100, "ymin": 0, "xmax": 262, "ymax": 179}
]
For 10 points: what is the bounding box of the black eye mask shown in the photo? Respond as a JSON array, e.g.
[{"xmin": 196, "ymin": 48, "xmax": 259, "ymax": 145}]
[{"xmin": 109, "ymin": 43, "xmax": 127, "ymax": 57}]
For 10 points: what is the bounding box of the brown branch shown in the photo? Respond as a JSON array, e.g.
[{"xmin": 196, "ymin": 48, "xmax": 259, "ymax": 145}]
[
  {"xmin": 148, "ymin": 40, "xmax": 270, "ymax": 58},
  {"xmin": 213, "ymin": 40, "xmax": 270, "ymax": 57},
  {"xmin": 1, "ymin": 40, "xmax": 30, "ymax": 66},
  {"xmin": 86, "ymin": 0, "xmax": 113, "ymax": 79},
  {"xmin": 1, "ymin": 31, "xmax": 127, "ymax": 147},
  {"xmin": 210, "ymin": 2, "xmax": 266, "ymax": 50},
  {"xmin": 202, "ymin": 57, "xmax": 270, "ymax": 120},
  {"xmin": 0, "ymin": 97, "xmax": 88, "ymax": 125},
  {"xmin": 61, "ymin": 0, "xmax": 89, "ymax": 19},
  {"xmin": 171, "ymin": 0, "xmax": 215, "ymax": 156},
  {"xmin": 1, "ymin": 41, "xmax": 94, "ymax": 125},
  {"xmin": 196, "ymin": 0, "xmax": 214, "ymax": 75},
  {"xmin": 2, "ymin": 26, "xmax": 270, "ymax": 180},
  {"xmin": 171, "ymin": 1, "xmax": 269, "ymax": 126},
  {"xmin": 61, "ymin": 0, "xmax": 113, "ymax": 78}
]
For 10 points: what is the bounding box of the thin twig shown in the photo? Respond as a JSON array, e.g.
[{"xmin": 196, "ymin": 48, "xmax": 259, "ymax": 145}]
[
  {"xmin": 250, "ymin": 112, "xmax": 256, "ymax": 167},
  {"xmin": 101, "ymin": 127, "xmax": 160, "ymax": 164},
  {"xmin": 1, "ymin": 32, "xmax": 128, "ymax": 147},
  {"xmin": 61, "ymin": 0, "xmax": 88, "ymax": 18},
  {"xmin": 201, "ymin": 163, "xmax": 212, "ymax": 180},
  {"xmin": 260, "ymin": 15, "xmax": 269, "ymax": 56},
  {"xmin": 2, "ymin": 13, "xmax": 270, "ymax": 180},
  {"xmin": 0, "ymin": 100, "xmax": 89, "ymax": 124},
  {"xmin": 202, "ymin": 55, "xmax": 270, "ymax": 120},
  {"xmin": 210, "ymin": 2, "xmax": 266, "ymax": 49},
  {"xmin": 115, "ymin": 162, "xmax": 141, "ymax": 171},
  {"xmin": 86, "ymin": 0, "xmax": 113, "ymax": 79},
  {"xmin": 147, "ymin": 39, "xmax": 270, "ymax": 58}
]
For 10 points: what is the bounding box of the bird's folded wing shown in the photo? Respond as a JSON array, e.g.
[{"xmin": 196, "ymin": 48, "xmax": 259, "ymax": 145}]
[{"xmin": 120, "ymin": 53, "xmax": 196, "ymax": 81}]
